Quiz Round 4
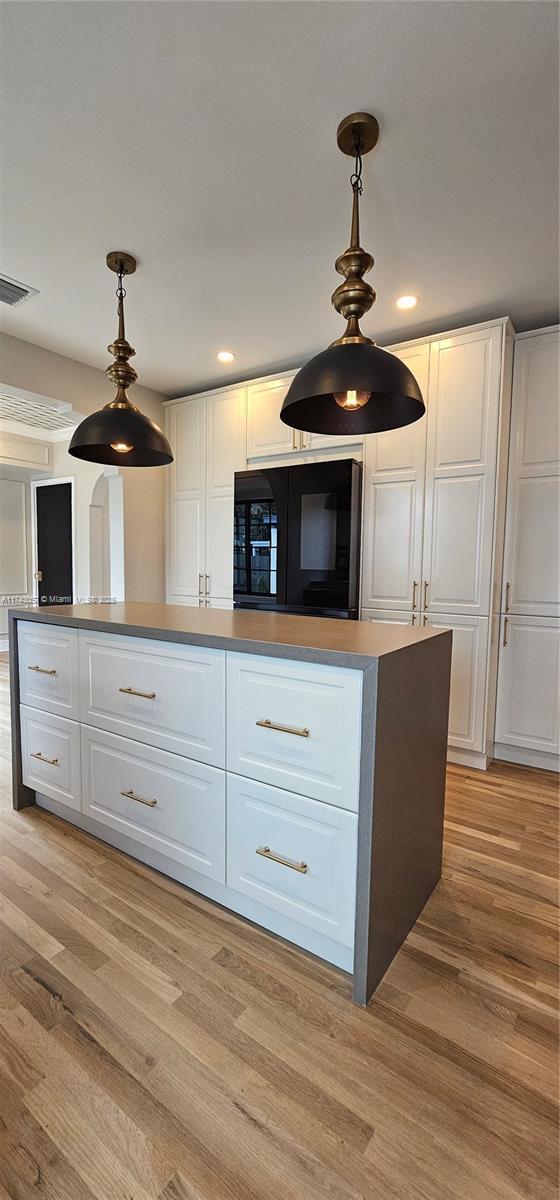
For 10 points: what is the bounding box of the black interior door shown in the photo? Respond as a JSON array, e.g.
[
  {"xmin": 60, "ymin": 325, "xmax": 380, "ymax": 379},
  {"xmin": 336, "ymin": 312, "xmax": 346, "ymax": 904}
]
[{"xmin": 36, "ymin": 483, "xmax": 73, "ymax": 606}]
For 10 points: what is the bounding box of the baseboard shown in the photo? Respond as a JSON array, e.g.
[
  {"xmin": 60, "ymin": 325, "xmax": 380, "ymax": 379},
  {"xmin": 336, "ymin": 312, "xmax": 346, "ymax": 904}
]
[
  {"xmin": 493, "ymin": 743, "xmax": 559, "ymax": 773},
  {"xmin": 447, "ymin": 747, "xmax": 493, "ymax": 771}
]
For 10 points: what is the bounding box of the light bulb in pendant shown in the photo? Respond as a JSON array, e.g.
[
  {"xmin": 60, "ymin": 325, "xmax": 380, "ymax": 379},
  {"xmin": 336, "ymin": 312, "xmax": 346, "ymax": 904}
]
[
  {"xmin": 334, "ymin": 389, "xmax": 371, "ymax": 411},
  {"xmin": 110, "ymin": 441, "xmax": 134, "ymax": 453}
]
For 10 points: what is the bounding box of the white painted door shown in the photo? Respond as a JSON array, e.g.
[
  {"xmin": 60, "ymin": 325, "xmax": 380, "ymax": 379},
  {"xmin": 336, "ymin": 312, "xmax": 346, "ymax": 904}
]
[
  {"xmin": 246, "ymin": 378, "xmax": 296, "ymax": 458},
  {"xmin": 167, "ymin": 399, "xmax": 206, "ymax": 602},
  {"xmin": 425, "ymin": 614, "xmax": 489, "ymax": 753},
  {"xmin": 502, "ymin": 330, "xmax": 560, "ymax": 618},
  {"xmin": 422, "ymin": 325, "xmax": 503, "ymax": 616},
  {"xmin": 495, "ymin": 615, "xmax": 560, "ymax": 754},
  {"xmin": 205, "ymin": 388, "xmax": 246, "ymax": 600},
  {"xmin": 360, "ymin": 343, "xmax": 429, "ymax": 612}
]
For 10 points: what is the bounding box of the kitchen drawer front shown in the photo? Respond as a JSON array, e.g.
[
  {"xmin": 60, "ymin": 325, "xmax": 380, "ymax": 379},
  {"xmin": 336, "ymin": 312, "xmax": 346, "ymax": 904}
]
[
  {"xmin": 227, "ymin": 774, "xmax": 358, "ymax": 947},
  {"xmin": 79, "ymin": 631, "xmax": 225, "ymax": 765},
  {"xmin": 18, "ymin": 622, "xmax": 80, "ymax": 719},
  {"xmin": 20, "ymin": 705, "xmax": 81, "ymax": 810},
  {"xmin": 81, "ymin": 724, "xmax": 226, "ymax": 882},
  {"xmin": 226, "ymin": 652, "xmax": 362, "ymax": 809}
]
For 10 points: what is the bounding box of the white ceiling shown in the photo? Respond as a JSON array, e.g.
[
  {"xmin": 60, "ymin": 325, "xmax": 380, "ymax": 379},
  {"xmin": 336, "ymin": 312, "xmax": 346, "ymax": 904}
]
[{"xmin": 1, "ymin": 1, "xmax": 558, "ymax": 397}]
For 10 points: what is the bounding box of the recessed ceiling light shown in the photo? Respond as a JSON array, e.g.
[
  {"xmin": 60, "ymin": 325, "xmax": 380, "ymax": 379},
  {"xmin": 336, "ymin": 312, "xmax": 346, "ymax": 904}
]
[
  {"xmin": 396, "ymin": 295, "xmax": 418, "ymax": 311},
  {"xmin": 217, "ymin": 350, "xmax": 235, "ymax": 363}
]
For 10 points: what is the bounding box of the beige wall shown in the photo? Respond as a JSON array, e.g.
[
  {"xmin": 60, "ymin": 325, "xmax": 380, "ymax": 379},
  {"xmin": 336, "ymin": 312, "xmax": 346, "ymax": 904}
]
[{"xmin": 0, "ymin": 333, "xmax": 170, "ymax": 602}]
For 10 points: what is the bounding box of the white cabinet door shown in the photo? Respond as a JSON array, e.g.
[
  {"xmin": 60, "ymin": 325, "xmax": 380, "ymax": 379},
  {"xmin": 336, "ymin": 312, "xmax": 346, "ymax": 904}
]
[
  {"xmin": 246, "ymin": 378, "xmax": 296, "ymax": 458},
  {"xmin": 227, "ymin": 652, "xmax": 362, "ymax": 810},
  {"xmin": 502, "ymin": 330, "xmax": 560, "ymax": 617},
  {"xmin": 227, "ymin": 773, "xmax": 358, "ymax": 948},
  {"xmin": 167, "ymin": 399, "xmax": 206, "ymax": 602},
  {"xmin": 304, "ymin": 430, "xmax": 363, "ymax": 452},
  {"xmin": 426, "ymin": 614, "xmax": 489, "ymax": 753},
  {"xmin": 205, "ymin": 388, "xmax": 246, "ymax": 600},
  {"xmin": 21, "ymin": 705, "xmax": 81, "ymax": 811},
  {"xmin": 82, "ymin": 724, "xmax": 226, "ymax": 881},
  {"xmin": 360, "ymin": 608, "xmax": 415, "ymax": 626},
  {"xmin": 495, "ymin": 616, "xmax": 560, "ymax": 753},
  {"xmin": 422, "ymin": 326, "xmax": 503, "ymax": 616},
  {"xmin": 79, "ymin": 631, "xmax": 226, "ymax": 766},
  {"xmin": 361, "ymin": 343, "xmax": 429, "ymax": 612},
  {"xmin": 18, "ymin": 621, "xmax": 80, "ymax": 720}
]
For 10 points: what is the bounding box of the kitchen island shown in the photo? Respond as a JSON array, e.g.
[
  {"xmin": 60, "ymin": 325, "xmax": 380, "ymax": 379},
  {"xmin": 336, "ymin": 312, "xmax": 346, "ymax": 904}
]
[{"xmin": 9, "ymin": 603, "xmax": 452, "ymax": 1005}]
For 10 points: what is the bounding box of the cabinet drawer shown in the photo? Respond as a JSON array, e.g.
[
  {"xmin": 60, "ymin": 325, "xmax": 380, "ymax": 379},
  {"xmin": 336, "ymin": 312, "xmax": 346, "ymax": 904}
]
[
  {"xmin": 226, "ymin": 652, "xmax": 362, "ymax": 809},
  {"xmin": 18, "ymin": 622, "xmax": 80, "ymax": 719},
  {"xmin": 20, "ymin": 705, "xmax": 81, "ymax": 810},
  {"xmin": 79, "ymin": 631, "xmax": 225, "ymax": 766},
  {"xmin": 81, "ymin": 725, "xmax": 226, "ymax": 882},
  {"xmin": 227, "ymin": 774, "xmax": 357, "ymax": 947}
]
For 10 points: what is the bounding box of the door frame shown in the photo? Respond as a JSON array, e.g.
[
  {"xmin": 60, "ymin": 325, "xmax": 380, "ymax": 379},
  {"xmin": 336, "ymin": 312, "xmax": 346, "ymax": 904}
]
[{"xmin": 30, "ymin": 476, "xmax": 77, "ymax": 605}]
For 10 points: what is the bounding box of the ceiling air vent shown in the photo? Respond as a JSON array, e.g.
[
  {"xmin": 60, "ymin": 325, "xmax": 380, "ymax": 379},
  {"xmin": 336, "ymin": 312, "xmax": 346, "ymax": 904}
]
[{"xmin": 0, "ymin": 273, "xmax": 39, "ymax": 306}]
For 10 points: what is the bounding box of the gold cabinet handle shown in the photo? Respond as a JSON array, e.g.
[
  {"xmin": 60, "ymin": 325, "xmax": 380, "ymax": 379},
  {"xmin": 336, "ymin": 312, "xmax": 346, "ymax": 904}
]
[
  {"xmin": 256, "ymin": 845, "xmax": 308, "ymax": 874},
  {"xmin": 423, "ymin": 581, "xmax": 429, "ymax": 610},
  {"xmin": 256, "ymin": 718, "xmax": 310, "ymax": 738},
  {"xmin": 423, "ymin": 613, "xmax": 428, "ymax": 626},
  {"xmin": 503, "ymin": 616, "xmax": 508, "ymax": 647},
  {"xmin": 505, "ymin": 581, "xmax": 510, "ymax": 613},
  {"xmin": 119, "ymin": 686, "xmax": 156, "ymax": 700},
  {"xmin": 31, "ymin": 751, "xmax": 59, "ymax": 767},
  {"xmin": 412, "ymin": 580, "xmax": 418, "ymax": 610},
  {"xmin": 292, "ymin": 428, "xmax": 297, "ymax": 451},
  {"xmin": 198, "ymin": 573, "xmax": 204, "ymax": 596},
  {"xmin": 411, "ymin": 613, "xmax": 416, "ymax": 626},
  {"xmin": 205, "ymin": 573, "xmax": 209, "ymax": 596},
  {"xmin": 28, "ymin": 664, "xmax": 57, "ymax": 676},
  {"xmin": 120, "ymin": 787, "xmax": 157, "ymax": 808}
]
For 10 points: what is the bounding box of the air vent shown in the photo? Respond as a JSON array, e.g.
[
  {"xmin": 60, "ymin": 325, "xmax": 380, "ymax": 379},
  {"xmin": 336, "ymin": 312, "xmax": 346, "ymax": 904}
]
[
  {"xmin": 0, "ymin": 395, "xmax": 76, "ymax": 431},
  {"xmin": 0, "ymin": 274, "xmax": 39, "ymax": 306}
]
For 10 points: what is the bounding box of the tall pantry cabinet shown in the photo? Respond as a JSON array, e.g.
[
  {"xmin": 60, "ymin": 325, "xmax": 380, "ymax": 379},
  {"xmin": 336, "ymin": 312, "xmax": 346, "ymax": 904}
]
[
  {"xmin": 495, "ymin": 327, "xmax": 560, "ymax": 771},
  {"xmin": 166, "ymin": 387, "xmax": 246, "ymax": 608},
  {"xmin": 361, "ymin": 319, "xmax": 514, "ymax": 768}
]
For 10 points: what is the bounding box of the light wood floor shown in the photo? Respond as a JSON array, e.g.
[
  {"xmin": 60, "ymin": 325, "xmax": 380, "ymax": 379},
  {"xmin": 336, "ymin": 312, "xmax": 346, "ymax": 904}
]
[{"xmin": 0, "ymin": 658, "xmax": 557, "ymax": 1199}]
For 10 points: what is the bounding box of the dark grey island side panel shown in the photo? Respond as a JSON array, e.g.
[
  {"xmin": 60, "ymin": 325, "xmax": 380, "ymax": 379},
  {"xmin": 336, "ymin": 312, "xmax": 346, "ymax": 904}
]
[{"xmin": 353, "ymin": 631, "xmax": 452, "ymax": 1005}]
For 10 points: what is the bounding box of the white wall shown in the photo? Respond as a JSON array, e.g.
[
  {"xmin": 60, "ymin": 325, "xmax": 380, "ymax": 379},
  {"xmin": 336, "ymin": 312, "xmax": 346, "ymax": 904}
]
[
  {"xmin": 0, "ymin": 333, "xmax": 170, "ymax": 601},
  {"xmin": 0, "ymin": 476, "xmax": 31, "ymax": 638}
]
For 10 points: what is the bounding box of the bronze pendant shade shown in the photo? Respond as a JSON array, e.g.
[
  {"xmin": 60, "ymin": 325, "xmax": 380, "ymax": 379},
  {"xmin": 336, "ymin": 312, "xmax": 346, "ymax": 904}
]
[
  {"xmin": 280, "ymin": 114, "xmax": 425, "ymax": 437},
  {"xmin": 69, "ymin": 253, "xmax": 173, "ymax": 468}
]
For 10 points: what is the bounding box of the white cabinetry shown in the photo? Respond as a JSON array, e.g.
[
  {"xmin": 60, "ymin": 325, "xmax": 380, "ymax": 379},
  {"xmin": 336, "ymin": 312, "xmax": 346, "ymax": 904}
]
[
  {"xmin": 246, "ymin": 377, "xmax": 296, "ymax": 458},
  {"xmin": 246, "ymin": 374, "xmax": 363, "ymax": 460},
  {"xmin": 361, "ymin": 343, "xmax": 429, "ymax": 612},
  {"xmin": 496, "ymin": 328, "xmax": 560, "ymax": 770},
  {"xmin": 361, "ymin": 320, "xmax": 512, "ymax": 768},
  {"xmin": 167, "ymin": 387, "xmax": 246, "ymax": 606}
]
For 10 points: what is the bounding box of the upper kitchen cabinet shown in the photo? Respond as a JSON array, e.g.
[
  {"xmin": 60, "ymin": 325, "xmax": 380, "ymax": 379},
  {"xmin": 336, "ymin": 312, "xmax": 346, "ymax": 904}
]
[
  {"xmin": 246, "ymin": 374, "xmax": 363, "ymax": 459},
  {"xmin": 422, "ymin": 323, "xmax": 505, "ymax": 617},
  {"xmin": 361, "ymin": 342, "xmax": 429, "ymax": 611},
  {"xmin": 166, "ymin": 387, "xmax": 246, "ymax": 606},
  {"xmin": 501, "ymin": 328, "xmax": 559, "ymax": 618},
  {"xmin": 246, "ymin": 377, "xmax": 297, "ymax": 458}
]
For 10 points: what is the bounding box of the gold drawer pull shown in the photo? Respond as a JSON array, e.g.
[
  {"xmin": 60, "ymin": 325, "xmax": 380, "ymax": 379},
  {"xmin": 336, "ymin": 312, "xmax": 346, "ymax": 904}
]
[
  {"xmin": 120, "ymin": 787, "xmax": 157, "ymax": 808},
  {"xmin": 256, "ymin": 718, "xmax": 309, "ymax": 738},
  {"xmin": 119, "ymin": 686, "xmax": 157, "ymax": 700},
  {"xmin": 31, "ymin": 751, "xmax": 59, "ymax": 767},
  {"xmin": 28, "ymin": 665, "xmax": 57, "ymax": 676},
  {"xmin": 256, "ymin": 845, "xmax": 308, "ymax": 874}
]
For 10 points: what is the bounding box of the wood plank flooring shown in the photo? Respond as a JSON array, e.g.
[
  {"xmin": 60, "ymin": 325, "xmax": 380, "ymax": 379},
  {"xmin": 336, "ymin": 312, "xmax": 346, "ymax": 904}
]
[{"xmin": 0, "ymin": 657, "xmax": 557, "ymax": 1198}]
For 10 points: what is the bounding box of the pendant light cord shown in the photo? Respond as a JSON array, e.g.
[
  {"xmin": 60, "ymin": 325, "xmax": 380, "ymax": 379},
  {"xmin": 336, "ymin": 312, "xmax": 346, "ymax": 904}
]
[
  {"xmin": 116, "ymin": 263, "xmax": 127, "ymax": 342},
  {"xmin": 350, "ymin": 138, "xmax": 364, "ymax": 196}
]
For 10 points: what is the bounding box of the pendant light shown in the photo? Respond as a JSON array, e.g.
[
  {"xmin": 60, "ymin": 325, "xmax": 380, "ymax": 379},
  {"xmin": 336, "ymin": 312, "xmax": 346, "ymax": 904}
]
[
  {"xmin": 280, "ymin": 113, "xmax": 425, "ymax": 436},
  {"xmin": 69, "ymin": 252, "xmax": 173, "ymax": 467}
]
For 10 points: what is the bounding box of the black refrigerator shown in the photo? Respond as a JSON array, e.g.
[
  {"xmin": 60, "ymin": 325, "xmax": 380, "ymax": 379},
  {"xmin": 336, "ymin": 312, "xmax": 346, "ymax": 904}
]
[{"xmin": 233, "ymin": 458, "xmax": 362, "ymax": 619}]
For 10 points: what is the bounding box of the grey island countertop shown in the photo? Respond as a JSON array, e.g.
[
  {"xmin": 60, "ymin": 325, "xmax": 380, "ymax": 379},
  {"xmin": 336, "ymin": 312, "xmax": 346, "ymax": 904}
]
[{"xmin": 9, "ymin": 601, "xmax": 448, "ymax": 671}]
